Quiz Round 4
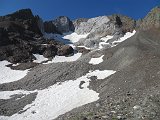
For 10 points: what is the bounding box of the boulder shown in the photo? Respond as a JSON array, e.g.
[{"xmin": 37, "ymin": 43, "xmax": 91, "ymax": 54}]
[
  {"xmin": 57, "ymin": 45, "xmax": 74, "ymax": 56},
  {"xmin": 43, "ymin": 45, "xmax": 57, "ymax": 58}
]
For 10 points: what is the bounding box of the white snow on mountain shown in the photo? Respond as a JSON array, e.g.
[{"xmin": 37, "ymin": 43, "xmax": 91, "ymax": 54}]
[
  {"xmin": 0, "ymin": 61, "xmax": 29, "ymax": 84},
  {"xmin": 112, "ymin": 30, "xmax": 136, "ymax": 45},
  {"xmin": 63, "ymin": 32, "xmax": 89, "ymax": 43},
  {"xmin": 100, "ymin": 35, "xmax": 114, "ymax": 42},
  {"xmin": 0, "ymin": 69, "xmax": 116, "ymax": 120},
  {"xmin": 89, "ymin": 55, "xmax": 104, "ymax": 65},
  {"xmin": 45, "ymin": 53, "xmax": 82, "ymax": 64}
]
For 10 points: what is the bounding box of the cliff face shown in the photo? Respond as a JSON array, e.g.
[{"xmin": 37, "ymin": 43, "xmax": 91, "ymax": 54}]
[
  {"xmin": 0, "ymin": 9, "xmax": 74, "ymax": 63},
  {"xmin": 44, "ymin": 16, "xmax": 74, "ymax": 34}
]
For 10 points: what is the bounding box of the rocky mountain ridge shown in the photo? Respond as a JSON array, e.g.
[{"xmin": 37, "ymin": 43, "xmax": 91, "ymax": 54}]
[{"xmin": 0, "ymin": 6, "xmax": 159, "ymax": 63}]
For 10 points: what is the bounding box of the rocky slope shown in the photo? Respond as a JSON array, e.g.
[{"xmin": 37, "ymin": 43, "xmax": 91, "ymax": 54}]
[
  {"xmin": 74, "ymin": 15, "xmax": 136, "ymax": 48},
  {"xmin": 0, "ymin": 6, "xmax": 160, "ymax": 120}
]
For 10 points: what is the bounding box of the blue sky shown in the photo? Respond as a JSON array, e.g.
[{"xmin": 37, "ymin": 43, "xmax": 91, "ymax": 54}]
[{"xmin": 0, "ymin": 0, "xmax": 160, "ymax": 21}]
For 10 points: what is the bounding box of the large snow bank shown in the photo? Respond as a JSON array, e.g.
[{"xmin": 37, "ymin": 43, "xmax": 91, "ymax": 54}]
[
  {"xmin": 0, "ymin": 70, "xmax": 116, "ymax": 120},
  {"xmin": 0, "ymin": 61, "xmax": 29, "ymax": 84}
]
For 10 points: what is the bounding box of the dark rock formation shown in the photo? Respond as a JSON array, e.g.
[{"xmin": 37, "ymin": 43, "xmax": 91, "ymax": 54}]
[
  {"xmin": 0, "ymin": 9, "xmax": 74, "ymax": 63},
  {"xmin": 44, "ymin": 21, "xmax": 60, "ymax": 34},
  {"xmin": 108, "ymin": 14, "xmax": 136, "ymax": 33},
  {"xmin": 44, "ymin": 16, "xmax": 75, "ymax": 34},
  {"xmin": 57, "ymin": 45, "xmax": 74, "ymax": 56},
  {"xmin": 43, "ymin": 45, "xmax": 57, "ymax": 58}
]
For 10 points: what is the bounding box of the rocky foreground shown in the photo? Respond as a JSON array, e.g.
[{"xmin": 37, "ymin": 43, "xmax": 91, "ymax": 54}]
[{"xmin": 0, "ymin": 6, "xmax": 160, "ymax": 120}]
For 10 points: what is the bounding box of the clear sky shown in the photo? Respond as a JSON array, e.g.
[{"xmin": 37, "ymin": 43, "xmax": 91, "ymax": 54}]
[{"xmin": 0, "ymin": 0, "xmax": 160, "ymax": 21}]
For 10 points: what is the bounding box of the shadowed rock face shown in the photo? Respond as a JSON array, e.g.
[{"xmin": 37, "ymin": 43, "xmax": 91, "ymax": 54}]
[
  {"xmin": 0, "ymin": 9, "xmax": 74, "ymax": 63},
  {"xmin": 44, "ymin": 21, "xmax": 60, "ymax": 34}
]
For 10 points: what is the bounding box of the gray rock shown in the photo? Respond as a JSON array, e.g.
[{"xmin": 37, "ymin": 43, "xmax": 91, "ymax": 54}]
[
  {"xmin": 137, "ymin": 6, "xmax": 160, "ymax": 30},
  {"xmin": 52, "ymin": 16, "xmax": 74, "ymax": 33}
]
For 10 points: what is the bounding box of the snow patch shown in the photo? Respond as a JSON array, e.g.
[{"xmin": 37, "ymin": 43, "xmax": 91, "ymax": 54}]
[
  {"xmin": 44, "ymin": 32, "xmax": 89, "ymax": 44},
  {"xmin": 100, "ymin": 35, "xmax": 114, "ymax": 42},
  {"xmin": 33, "ymin": 54, "xmax": 48, "ymax": 63},
  {"xmin": 0, "ymin": 70, "xmax": 116, "ymax": 120},
  {"xmin": 0, "ymin": 61, "xmax": 29, "ymax": 84},
  {"xmin": 112, "ymin": 30, "xmax": 136, "ymax": 44},
  {"xmin": 89, "ymin": 55, "xmax": 104, "ymax": 65},
  {"xmin": 63, "ymin": 32, "xmax": 89, "ymax": 43},
  {"xmin": 44, "ymin": 53, "xmax": 82, "ymax": 64}
]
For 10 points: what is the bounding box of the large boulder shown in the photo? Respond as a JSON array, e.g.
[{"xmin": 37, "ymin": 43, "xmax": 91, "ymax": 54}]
[
  {"xmin": 57, "ymin": 45, "xmax": 74, "ymax": 56},
  {"xmin": 43, "ymin": 45, "xmax": 57, "ymax": 58}
]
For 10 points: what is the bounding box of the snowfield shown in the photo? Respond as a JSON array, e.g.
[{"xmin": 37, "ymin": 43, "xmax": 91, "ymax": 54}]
[
  {"xmin": 112, "ymin": 30, "xmax": 136, "ymax": 44},
  {"xmin": 33, "ymin": 53, "xmax": 82, "ymax": 64},
  {"xmin": 0, "ymin": 61, "xmax": 29, "ymax": 84},
  {"xmin": 44, "ymin": 32, "xmax": 89, "ymax": 44},
  {"xmin": 89, "ymin": 55, "xmax": 104, "ymax": 65},
  {"xmin": 63, "ymin": 32, "xmax": 89, "ymax": 43},
  {"xmin": 0, "ymin": 70, "xmax": 116, "ymax": 120},
  {"xmin": 44, "ymin": 53, "xmax": 82, "ymax": 64}
]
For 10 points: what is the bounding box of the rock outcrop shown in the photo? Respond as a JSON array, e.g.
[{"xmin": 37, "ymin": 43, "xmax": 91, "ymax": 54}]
[
  {"xmin": 44, "ymin": 16, "xmax": 74, "ymax": 34},
  {"xmin": 73, "ymin": 18, "xmax": 88, "ymax": 29},
  {"xmin": 0, "ymin": 9, "xmax": 74, "ymax": 63},
  {"xmin": 74, "ymin": 15, "xmax": 136, "ymax": 48}
]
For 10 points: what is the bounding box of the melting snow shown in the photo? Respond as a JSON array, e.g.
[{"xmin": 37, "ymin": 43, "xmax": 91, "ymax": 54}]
[
  {"xmin": 44, "ymin": 53, "xmax": 82, "ymax": 64},
  {"xmin": 63, "ymin": 32, "xmax": 89, "ymax": 43},
  {"xmin": 100, "ymin": 35, "xmax": 114, "ymax": 42},
  {"xmin": 0, "ymin": 70, "xmax": 116, "ymax": 120},
  {"xmin": 0, "ymin": 61, "xmax": 29, "ymax": 84},
  {"xmin": 112, "ymin": 30, "xmax": 136, "ymax": 44},
  {"xmin": 89, "ymin": 55, "xmax": 104, "ymax": 65},
  {"xmin": 44, "ymin": 32, "xmax": 89, "ymax": 44},
  {"xmin": 33, "ymin": 54, "xmax": 48, "ymax": 63}
]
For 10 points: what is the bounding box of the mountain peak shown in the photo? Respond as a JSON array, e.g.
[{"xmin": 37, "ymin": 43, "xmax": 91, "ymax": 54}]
[
  {"xmin": 137, "ymin": 6, "xmax": 160, "ymax": 30},
  {"xmin": 6, "ymin": 8, "xmax": 34, "ymax": 20}
]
